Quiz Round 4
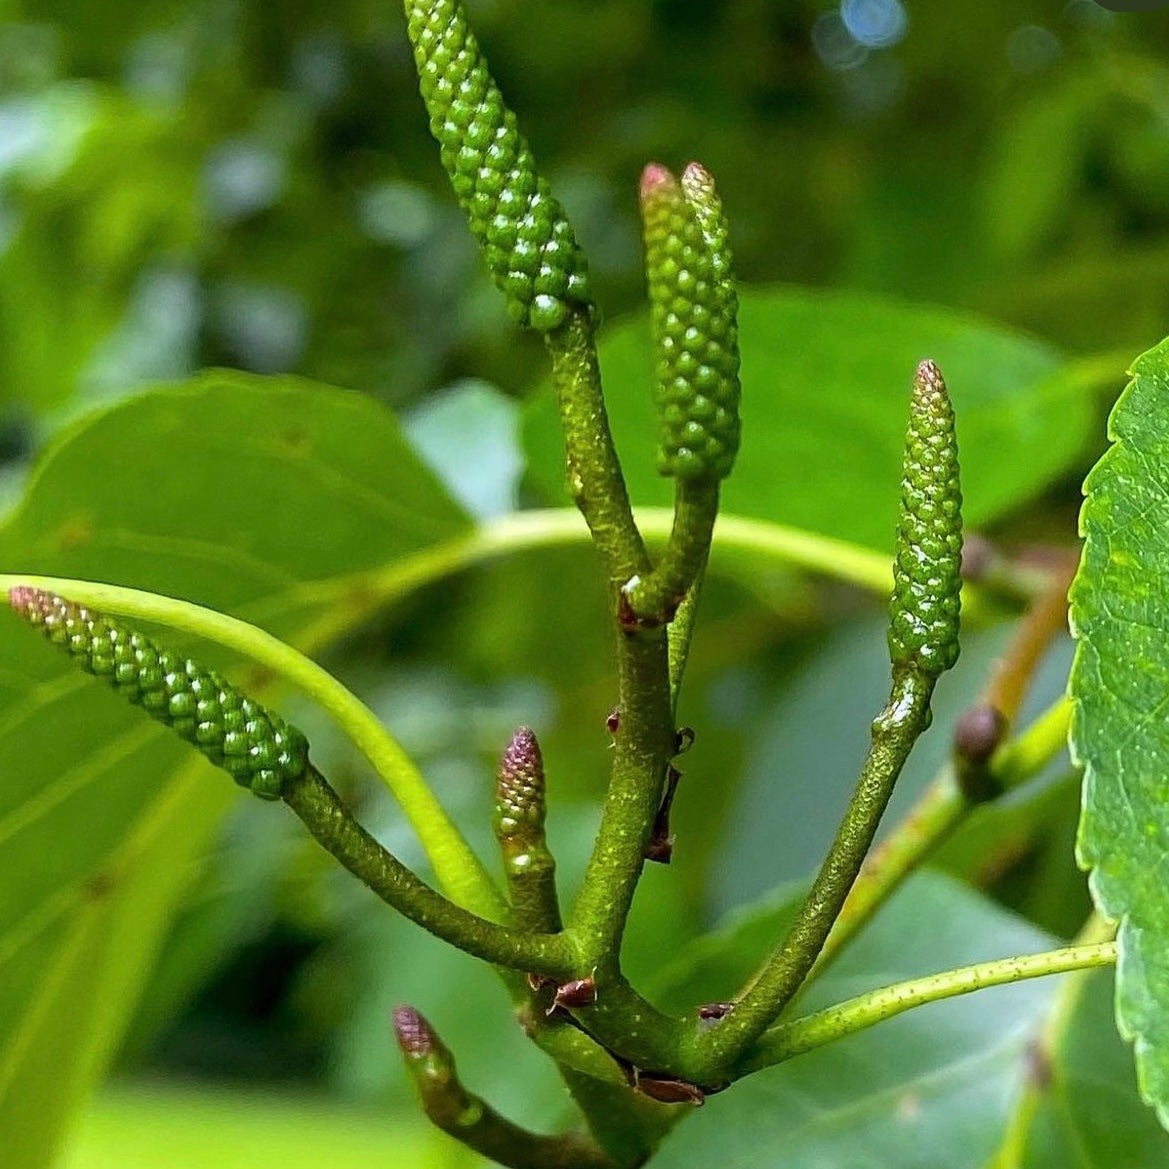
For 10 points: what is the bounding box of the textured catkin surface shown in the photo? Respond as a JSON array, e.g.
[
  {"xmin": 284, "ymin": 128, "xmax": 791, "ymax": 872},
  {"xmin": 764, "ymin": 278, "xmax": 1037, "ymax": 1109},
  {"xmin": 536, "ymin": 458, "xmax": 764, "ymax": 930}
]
[
  {"xmin": 887, "ymin": 360, "xmax": 963, "ymax": 676},
  {"xmin": 404, "ymin": 0, "xmax": 592, "ymax": 331},
  {"xmin": 10, "ymin": 588, "xmax": 308, "ymax": 799},
  {"xmin": 494, "ymin": 725, "xmax": 546, "ymax": 836},
  {"xmin": 641, "ymin": 163, "xmax": 741, "ymax": 481}
]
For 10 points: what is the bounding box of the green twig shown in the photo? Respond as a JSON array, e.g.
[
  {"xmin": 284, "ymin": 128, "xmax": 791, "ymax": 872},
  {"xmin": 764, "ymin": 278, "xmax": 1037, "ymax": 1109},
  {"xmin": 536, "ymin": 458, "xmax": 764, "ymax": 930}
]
[
  {"xmin": 692, "ymin": 667, "xmax": 936, "ymax": 1076},
  {"xmin": 0, "ymin": 573, "xmax": 505, "ymax": 919},
  {"xmin": 284, "ymin": 767, "xmax": 571, "ymax": 976},
  {"xmin": 252, "ymin": 508, "xmax": 918, "ymax": 655},
  {"xmin": 986, "ymin": 914, "xmax": 1115, "ymax": 1168},
  {"xmin": 810, "ymin": 693, "xmax": 1073, "ymax": 978},
  {"xmin": 567, "ymin": 630, "xmax": 675, "ymax": 971},
  {"xmin": 740, "ymin": 939, "xmax": 1117, "ymax": 1073},
  {"xmin": 990, "ymin": 696, "xmax": 1072, "ymax": 792},
  {"xmin": 393, "ymin": 1006, "xmax": 616, "ymax": 1169},
  {"xmin": 545, "ymin": 308, "xmax": 688, "ymax": 1070},
  {"xmin": 624, "ymin": 482, "xmax": 719, "ymax": 627},
  {"xmin": 546, "ymin": 312, "xmax": 650, "ymax": 588},
  {"xmin": 667, "ymin": 553, "xmax": 708, "ymax": 716}
]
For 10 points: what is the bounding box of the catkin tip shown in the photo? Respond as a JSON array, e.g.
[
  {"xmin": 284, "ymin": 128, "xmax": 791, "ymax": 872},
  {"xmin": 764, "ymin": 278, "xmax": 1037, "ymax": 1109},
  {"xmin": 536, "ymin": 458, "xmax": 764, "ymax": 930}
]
[
  {"xmin": 640, "ymin": 162, "xmax": 676, "ymax": 199},
  {"xmin": 681, "ymin": 160, "xmax": 714, "ymax": 192},
  {"xmin": 914, "ymin": 358, "xmax": 945, "ymax": 393},
  {"xmin": 392, "ymin": 1005, "xmax": 436, "ymax": 1058},
  {"xmin": 501, "ymin": 725, "xmax": 540, "ymax": 773},
  {"xmin": 8, "ymin": 585, "xmax": 38, "ymax": 613}
]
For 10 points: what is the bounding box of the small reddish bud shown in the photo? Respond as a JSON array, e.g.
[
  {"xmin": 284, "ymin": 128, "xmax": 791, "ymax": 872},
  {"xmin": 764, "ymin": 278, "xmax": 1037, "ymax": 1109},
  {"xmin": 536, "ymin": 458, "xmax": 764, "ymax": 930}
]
[
  {"xmin": 635, "ymin": 1074, "xmax": 706, "ymax": 1106},
  {"xmin": 953, "ymin": 704, "xmax": 1007, "ymax": 764},
  {"xmin": 496, "ymin": 725, "xmax": 546, "ymax": 826},
  {"xmin": 392, "ymin": 1005, "xmax": 437, "ymax": 1059},
  {"xmin": 697, "ymin": 1001, "xmax": 735, "ymax": 1021},
  {"xmin": 549, "ymin": 976, "xmax": 597, "ymax": 1013},
  {"xmin": 645, "ymin": 766, "xmax": 682, "ymax": 864},
  {"xmin": 606, "ymin": 707, "xmax": 621, "ymax": 734},
  {"xmin": 674, "ymin": 726, "xmax": 695, "ymax": 755}
]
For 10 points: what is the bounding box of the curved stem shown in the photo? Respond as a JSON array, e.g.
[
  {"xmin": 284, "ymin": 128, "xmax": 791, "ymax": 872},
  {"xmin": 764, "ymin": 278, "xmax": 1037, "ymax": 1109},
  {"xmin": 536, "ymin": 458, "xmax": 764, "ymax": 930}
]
[
  {"xmin": 740, "ymin": 940, "xmax": 1117, "ymax": 1074},
  {"xmin": 546, "ymin": 312, "xmax": 650, "ymax": 589},
  {"xmin": 0, "ymin": 572, "xmax": 505, "ymax": 921},
  {"xmin": 810, "ymin": 693, "xmax": 1073, "ymax": 978},
  {"xmin": 986, "ymin": 914, "xmax": 1115, "ymax": 1168},
  {"xmin": 285, "ymin": 767, "xmax": 570, "ymax": 975},
  {"xmin": 667, "ymin": 556, "xmax": 708, "ymax": 716},
  {"xmin": 249, "ymin": 508, "xmax": 906, "ymax": 654},
  {"xmin": 624, "ymin": 482, "xmax": 719, "ymax": 625},
  {"xmin": 691, "ymin": 667, "xmax": 935, "ymax": 1076},
  {"xmin": 394, "ymin": 1005, "xmax": 616, "ymax": 1169}
]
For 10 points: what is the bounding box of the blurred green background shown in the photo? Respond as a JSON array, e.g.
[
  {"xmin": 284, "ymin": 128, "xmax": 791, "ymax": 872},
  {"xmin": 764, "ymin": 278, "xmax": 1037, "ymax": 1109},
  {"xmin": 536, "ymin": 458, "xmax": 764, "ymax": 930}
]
[{"xmin": 3, "ymin": 0, "xmax": 1169, "ymax": 1165}]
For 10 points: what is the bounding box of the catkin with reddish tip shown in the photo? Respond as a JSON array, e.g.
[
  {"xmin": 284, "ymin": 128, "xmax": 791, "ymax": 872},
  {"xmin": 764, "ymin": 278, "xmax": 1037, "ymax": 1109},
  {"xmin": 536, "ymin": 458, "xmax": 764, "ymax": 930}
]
[
  {"xmin": 494, "ymin": 726, "xmax": 560, "ymax": 932},
  {"xmin": 887, "ymin": 360, "xmax": 963, "ymax": 677},
  {"xmin": 640, "ymin": 161, "xmax": 741, "ymax": 482},
  {"xmin": 8, "ymin": 587, "xmax": 308, "ymax": 800}
]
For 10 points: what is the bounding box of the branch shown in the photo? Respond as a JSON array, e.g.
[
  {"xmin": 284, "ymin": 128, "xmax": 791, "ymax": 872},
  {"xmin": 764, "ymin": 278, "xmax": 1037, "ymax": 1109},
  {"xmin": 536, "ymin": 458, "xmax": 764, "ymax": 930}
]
[
  {"xmin": 810, "ymin": 694, "xmax": 1073, "ymax": 979},
  {"xmin": 692, "ymin": 668, "xmax": 935, "ymax": 1073},
  {"xmin": 393, "ymin": 1006, "xmax": 617, "ymax": 1169},
  {"xmin": 546, "ymin": 312, "xmax": 650, "ymax": 588},
  {"xmin": 285, "ymin": 767, "xmax": 572, "ymax": 976},
  {"xmin": 1, "ymin": 573, "xmax": 505, "ymax": 919},
  {"xmin": 740, "ymin": 940, "xmax": 1117, "ymax": 1073}
]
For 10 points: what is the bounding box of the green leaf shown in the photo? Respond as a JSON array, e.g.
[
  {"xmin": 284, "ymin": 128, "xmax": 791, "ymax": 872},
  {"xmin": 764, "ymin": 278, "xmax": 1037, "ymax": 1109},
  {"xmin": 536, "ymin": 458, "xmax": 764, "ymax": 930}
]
[
  {"xmin": 0, "ymin": 371, "xmax": 471, "ymax": 1168},
  {"xmin": 0, "ymin": 90, "xmax": 203, "ymax": 415},
  {"xmin": 650, "ymin": 873, "xmax": 1058, "ymax": 1168},
  {"xmin": 980, "ymin": 74, "xmax": 1103, "ymax": 262},
  {"xmin": 1004, "ymin": 970, "xmax": 1169, "ymax": 1168},
  {"xmin": 64, "ymin": 1083, "xmax": 472, "ymax": 1169},
  {"xmin": 1070, "ymin": 335, "xmax": 1169, "ymax": 1131},
  {"xmin": 523, "ymin": 286, "xmax": 1094, "ymax": 553}
]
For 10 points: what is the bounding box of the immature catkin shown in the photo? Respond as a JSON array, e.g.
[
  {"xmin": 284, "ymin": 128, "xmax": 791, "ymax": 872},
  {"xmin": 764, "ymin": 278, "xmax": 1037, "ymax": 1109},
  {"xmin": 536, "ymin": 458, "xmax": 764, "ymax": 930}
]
[
  {"xmin": 887, "ymin": 360, "xmax": 963, "ymax": 677},
  {"xmin": 392, "ymin": 1005, "xmax": 477, "ymax": 1117},
  {"xmin": 9, "ymin": 587, "xmax": 308, "ymax": 800},
  {"xmin": 494, "ymin": 725, "xmax": 548, "ymax": 843},
  {"xmin": 640, "ymin": 162, "xmax": 741, "ymax": 482},
  {"xmin": 493, "ymin": 726, "xmax": 560, "ymax": 932},
  {"xmin": 403, "ymin": 0, "xmax": 592, "ymax": 331}
]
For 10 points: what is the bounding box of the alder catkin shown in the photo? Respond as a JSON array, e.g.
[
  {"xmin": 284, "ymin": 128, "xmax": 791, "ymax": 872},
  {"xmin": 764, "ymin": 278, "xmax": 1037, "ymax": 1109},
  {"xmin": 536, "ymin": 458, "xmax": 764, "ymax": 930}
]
[
  {"xmin": 640, "ymin": 161, "xmax": 741, "ymax": 482},
  {"xmin": 9, "ymin": 587, "xmax": 308, "ymax": 800},
  {"xmin": 403, "ymin": 0, "xmax": 592, "ymax": 331},
  {"xmin": 887, "ymin": 360, "xmax": 963, "ymax": 677}
]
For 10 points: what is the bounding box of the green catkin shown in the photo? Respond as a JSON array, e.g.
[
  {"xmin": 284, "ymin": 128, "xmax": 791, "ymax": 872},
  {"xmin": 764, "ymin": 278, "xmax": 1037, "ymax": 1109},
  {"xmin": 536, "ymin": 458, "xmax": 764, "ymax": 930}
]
[
  {"xmin": 403, "ymin": 0, "xmax": 592, "ymax": 331},
  {"xmin": 887, "ymin": 359, "xmax": 963, "ymax": 677},
  {"xmin": 9, "ymin": 587, "xmax": 308, "ymax": 800},
  {"xmin": 641, "ymin": 161, "xmax": 741, "ymax": 482}
]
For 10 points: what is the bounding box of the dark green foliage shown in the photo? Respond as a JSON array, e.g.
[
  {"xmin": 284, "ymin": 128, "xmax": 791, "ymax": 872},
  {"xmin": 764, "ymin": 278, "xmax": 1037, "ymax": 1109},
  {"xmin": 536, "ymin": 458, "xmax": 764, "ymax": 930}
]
[
  {"xmin": 8, "ymin": 587, "xmax": 308, "ymax": 800},
  {"xmin": 887, "ymin": 360, "xmax": 963, "ymax": 677},
  {"xmin": 640, "ymin": 162, "xmax": 741, "ymax": 482},
  {"xmin": 403, "ymin": 0, "xmax": 592, "ymax": 331}
]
